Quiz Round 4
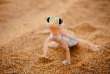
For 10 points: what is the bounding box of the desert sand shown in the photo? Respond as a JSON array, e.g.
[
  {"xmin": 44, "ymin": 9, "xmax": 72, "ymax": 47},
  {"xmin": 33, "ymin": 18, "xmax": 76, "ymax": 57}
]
[{"xmin": 0, "ymin": 0, "xmax": 110, "ymax": 73}]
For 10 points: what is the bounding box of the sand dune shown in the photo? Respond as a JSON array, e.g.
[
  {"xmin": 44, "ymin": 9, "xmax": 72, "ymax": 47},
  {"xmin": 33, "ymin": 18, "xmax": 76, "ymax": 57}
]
[{"xmin": 0, "ymin": 0, "xmax": 110, "ymax": 73}]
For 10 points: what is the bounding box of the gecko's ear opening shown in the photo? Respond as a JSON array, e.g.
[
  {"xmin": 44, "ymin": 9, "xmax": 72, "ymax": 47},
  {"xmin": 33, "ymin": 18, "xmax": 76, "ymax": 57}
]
[
  {"xmin": 59, "ymin": 18, "xmax": 63, "ymax": 25},
  {"xmin": 46, "ymin": 17, "xmax": 50, "ymax": 23}
]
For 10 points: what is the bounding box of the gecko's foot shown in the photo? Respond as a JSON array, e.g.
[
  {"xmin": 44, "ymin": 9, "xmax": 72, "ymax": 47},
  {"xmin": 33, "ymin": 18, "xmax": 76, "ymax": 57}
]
[
  {"xmin": 41, "ymin": 55, "xmax": 48, "ymax": 58},
  {"xmin": 47, "ymin": 41, "xmax": 59, "ymax": 48},
  {"xmin": 62, "ymin": 60, "xmax": 71, "ymax": 65},
  {"xmin": 90, "ymin": 45, "xmax": 99, "ymax": 51}
]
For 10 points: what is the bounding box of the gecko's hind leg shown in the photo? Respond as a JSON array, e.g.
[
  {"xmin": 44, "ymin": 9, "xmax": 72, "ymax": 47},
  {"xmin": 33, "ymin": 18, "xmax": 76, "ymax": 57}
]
[
  {"xmin": 77, "ymin": 38, "xmax": 99, "ymax": 51},
  {"xmin": 47, "ymin": 41, "xmax": 59, "ymax": 48}
]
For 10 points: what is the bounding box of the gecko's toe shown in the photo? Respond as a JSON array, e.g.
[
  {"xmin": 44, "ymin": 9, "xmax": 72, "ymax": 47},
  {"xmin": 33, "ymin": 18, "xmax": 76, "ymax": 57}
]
[
  {"xmin": 90, "ymin": 45, "xmax": 99, "ymax": 51},
  {"xmin": 47, "ymin": 41, "xmax": 59, "ymax": 48},
  {"xmin": 62, "ymin": 60, "xmax": 71, "ymax": 65}
]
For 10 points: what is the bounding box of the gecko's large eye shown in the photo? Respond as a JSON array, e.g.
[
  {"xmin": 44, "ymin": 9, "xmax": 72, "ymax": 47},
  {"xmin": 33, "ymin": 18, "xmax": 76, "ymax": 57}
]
[
  {"xmin": 46, "ymin": 17, "xmax": 50, "ymax": 23},
  {"xmin": 59, "ymin": 18, "xmax": 63, "ymax": 25}
]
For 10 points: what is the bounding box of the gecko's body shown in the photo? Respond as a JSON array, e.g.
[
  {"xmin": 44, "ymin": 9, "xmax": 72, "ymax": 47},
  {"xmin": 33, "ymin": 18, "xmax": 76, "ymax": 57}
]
[
  {"xmin": 43, "ymin": 16, "xmax": 99, "ymax": 65},
  {"xmin": 48, "ymin": 31, "xmax": 77, "ymax": 47}
]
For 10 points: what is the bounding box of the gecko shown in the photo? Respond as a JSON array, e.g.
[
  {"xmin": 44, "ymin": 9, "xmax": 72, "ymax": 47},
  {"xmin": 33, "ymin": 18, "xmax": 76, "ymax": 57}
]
[{"xmin": 42, "ymin": 16, "xmax": 99, "ymax": 65}]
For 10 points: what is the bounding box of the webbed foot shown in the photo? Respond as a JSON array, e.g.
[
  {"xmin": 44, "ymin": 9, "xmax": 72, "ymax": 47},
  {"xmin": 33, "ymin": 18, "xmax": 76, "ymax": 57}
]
[
  {"xmin": 47, "ymin": 41, "xmax": 59, "ymax": 47},
  {"xmin": 62, "ymin": 60, "xmax": 71, "ymax": 65},
  {"xmin": 41, "ymin": 55, "xmax": 48, "ymax": 58},
  {"xmin": 90, "ymin": 45, "xmax": 100, "ymax": 51}
]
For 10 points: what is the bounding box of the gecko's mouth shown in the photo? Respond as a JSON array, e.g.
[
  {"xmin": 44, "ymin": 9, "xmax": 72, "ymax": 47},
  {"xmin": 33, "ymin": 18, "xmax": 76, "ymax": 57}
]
[{"xmin": 46, "ymin": 22, "xmax": 64, "ymax": 28}]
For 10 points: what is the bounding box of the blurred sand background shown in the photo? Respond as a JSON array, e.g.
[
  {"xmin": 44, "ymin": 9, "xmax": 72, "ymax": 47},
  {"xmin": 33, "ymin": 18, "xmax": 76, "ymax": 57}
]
[{"xmin": 0, "ymin": 0, "xmax": 110, "ymax": 73}]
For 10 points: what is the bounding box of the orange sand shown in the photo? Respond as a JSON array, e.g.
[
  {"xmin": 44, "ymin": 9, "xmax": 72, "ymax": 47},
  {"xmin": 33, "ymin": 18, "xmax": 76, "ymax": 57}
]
[{"xmin": 0, "ymin": 0, "xmax": 110, "ymax": 73}]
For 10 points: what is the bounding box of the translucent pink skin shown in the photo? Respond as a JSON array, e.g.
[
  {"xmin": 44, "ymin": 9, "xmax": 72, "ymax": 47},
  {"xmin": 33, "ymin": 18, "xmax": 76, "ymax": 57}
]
[{"xmin": 43, "ymin": 22, "xmax": 99, "ymax": 65}]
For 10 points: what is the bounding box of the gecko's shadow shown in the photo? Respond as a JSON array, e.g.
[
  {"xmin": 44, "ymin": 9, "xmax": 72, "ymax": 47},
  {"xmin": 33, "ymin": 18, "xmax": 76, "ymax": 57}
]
[
  {"xmin": 69, "ymin": 45, "xmax": 82, "ymax": 58},
  {"xmin": 38, "ymin": 57, "xmax": 54, "ymax": 64},
  {"xmin": 69, "ymin": 45, "xmax": 79, "ymax": 51}
]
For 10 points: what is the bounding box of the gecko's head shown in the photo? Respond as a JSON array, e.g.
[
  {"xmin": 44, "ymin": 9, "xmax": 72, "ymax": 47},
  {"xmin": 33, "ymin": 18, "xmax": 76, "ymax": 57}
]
[{"xmin": 46, "ymin": 16, "xmax": 64, "ymax": 28}]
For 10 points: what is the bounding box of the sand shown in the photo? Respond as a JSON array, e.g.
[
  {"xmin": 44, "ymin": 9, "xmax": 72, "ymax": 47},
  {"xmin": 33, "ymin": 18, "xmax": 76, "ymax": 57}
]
[{"xmin": 0, "ymin": 0, "xmax": 110, "ymax": 73}]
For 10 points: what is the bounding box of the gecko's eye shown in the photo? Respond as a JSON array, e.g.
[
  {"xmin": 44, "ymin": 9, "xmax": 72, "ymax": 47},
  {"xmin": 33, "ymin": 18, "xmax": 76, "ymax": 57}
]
[
  {"xmin": 46, "ymin": 17, "xmax": 50, "ymax": 23},
  {"xmin": 59, "ymin": 18, "xmax": 63, "ymax": 25}
]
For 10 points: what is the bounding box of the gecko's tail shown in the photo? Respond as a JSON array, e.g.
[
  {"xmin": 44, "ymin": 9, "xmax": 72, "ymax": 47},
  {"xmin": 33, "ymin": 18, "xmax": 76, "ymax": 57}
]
[{"xmin": 77, "ymin": 38, "xmax": 99, "ymax": 51}]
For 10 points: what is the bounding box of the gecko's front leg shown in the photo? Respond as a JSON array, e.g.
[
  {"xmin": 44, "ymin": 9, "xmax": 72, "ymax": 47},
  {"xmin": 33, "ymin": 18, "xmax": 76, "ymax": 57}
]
[
  {"xmin": 61, "ymin": 40, "xmax": 71, "ymax": 65},
  {"xmin": 42, "ymin": 37, "xmax": 52, "ymax": 58}
]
